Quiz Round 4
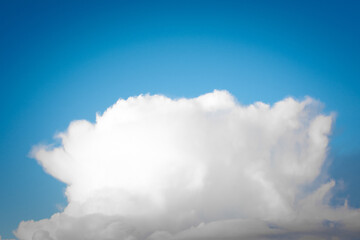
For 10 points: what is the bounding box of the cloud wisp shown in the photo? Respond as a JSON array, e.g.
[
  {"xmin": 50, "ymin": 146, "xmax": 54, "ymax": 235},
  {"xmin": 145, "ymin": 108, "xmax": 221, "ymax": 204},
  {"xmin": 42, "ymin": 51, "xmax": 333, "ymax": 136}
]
[{"xmin": 15, "ymin": 90, "xmax": 360, "ymax": 240}]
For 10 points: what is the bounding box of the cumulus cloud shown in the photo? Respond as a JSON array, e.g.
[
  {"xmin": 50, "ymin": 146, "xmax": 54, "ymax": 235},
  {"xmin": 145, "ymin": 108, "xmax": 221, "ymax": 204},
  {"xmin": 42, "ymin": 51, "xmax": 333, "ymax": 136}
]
[{"xmin": 15, "ymin": 90, "xmax": 360, "ymax": 239}]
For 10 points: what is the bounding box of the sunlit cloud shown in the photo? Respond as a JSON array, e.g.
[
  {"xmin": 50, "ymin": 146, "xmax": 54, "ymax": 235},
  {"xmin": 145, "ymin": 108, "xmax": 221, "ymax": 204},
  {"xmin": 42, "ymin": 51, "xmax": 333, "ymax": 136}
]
[{"xmin": 15, "ymin": 90, "xmax": 360, "ymax": 240}]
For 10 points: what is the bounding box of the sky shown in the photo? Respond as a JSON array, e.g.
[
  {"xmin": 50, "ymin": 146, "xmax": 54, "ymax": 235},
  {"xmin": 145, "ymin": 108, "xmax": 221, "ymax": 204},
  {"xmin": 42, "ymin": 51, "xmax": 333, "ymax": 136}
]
[{"xmin": 1, "ymin": 0, "xmax": 360, "ymax": 239}]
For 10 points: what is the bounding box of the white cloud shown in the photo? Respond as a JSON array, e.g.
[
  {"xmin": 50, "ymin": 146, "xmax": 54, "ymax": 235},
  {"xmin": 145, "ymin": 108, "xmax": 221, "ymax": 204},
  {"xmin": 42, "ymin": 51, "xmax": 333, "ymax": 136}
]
[{"xmin": 15, "ymin": 90, "xmax": 360, "ymax": 239}]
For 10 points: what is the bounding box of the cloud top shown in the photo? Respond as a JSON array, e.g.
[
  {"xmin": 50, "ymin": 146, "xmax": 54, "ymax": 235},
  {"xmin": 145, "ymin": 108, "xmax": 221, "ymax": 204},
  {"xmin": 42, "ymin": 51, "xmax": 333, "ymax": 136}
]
[{"xmin": 16, "ymin": 90, "xmax": 360, "ymax": 240}]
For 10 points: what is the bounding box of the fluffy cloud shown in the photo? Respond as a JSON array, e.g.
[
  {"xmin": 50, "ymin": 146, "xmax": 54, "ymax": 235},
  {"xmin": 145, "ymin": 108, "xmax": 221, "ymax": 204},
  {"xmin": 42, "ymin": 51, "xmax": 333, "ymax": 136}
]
[{"xmin": 15, "ymin": 90, "xmax": 360, "ymax": 239}]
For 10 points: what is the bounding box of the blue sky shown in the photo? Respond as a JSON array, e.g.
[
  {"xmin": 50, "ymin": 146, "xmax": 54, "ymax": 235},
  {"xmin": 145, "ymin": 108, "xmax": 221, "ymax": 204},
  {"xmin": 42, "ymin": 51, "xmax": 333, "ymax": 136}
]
[{"xmin": 1, "ymin": 0, "xmax": 360, "ymax": 238}]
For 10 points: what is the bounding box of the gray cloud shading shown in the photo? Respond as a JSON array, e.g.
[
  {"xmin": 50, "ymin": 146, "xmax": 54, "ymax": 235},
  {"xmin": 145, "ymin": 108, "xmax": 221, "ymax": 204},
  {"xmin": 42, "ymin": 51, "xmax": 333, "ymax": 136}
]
[{"xmin": 15, "ymin": 90, "xmax": 360, "ymax": 240}]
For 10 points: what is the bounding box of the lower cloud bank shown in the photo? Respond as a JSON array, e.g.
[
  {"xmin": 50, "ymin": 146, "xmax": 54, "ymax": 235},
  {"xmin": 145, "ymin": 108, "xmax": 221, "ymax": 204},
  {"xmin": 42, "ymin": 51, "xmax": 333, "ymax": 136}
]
[{"xmin": 14, "ymin": 91, "xmax": 360, "ymax": 240}]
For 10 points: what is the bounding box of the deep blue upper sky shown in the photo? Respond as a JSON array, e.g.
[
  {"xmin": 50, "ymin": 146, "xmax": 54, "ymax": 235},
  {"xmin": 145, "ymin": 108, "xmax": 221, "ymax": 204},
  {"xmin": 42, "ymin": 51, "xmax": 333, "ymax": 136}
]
[{"xmin": 1, "ymin": 0, "xmax": 360, "ymax": 238}]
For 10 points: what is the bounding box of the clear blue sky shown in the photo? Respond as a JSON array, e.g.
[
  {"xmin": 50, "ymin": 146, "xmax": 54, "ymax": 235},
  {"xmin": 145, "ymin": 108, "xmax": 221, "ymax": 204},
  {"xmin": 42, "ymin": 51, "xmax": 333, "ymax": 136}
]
[{"xmin": 1, "ymin": 0, "xmax": 359, "ymax": 238}]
